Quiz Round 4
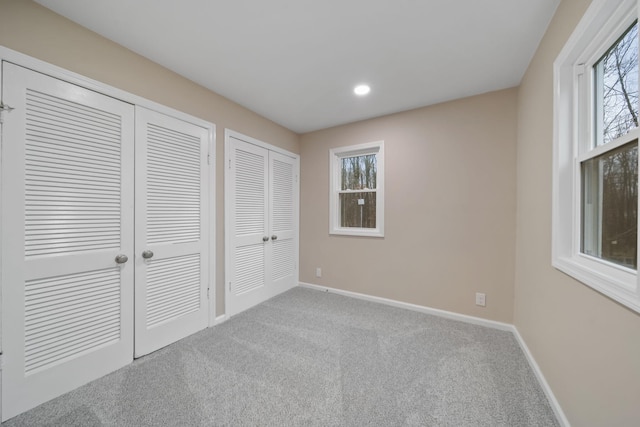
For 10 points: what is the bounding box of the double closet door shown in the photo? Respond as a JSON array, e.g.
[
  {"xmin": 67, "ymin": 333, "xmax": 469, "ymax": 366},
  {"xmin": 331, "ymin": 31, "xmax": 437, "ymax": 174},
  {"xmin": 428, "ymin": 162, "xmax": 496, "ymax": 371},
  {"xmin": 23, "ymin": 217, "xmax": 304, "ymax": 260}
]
[
  {"xmin": 1, "ymin": 62, "xmax": 210, "ymax": 420},
  {"xmin": 226, "ymin": 134, "xmax": 299, "ymax": 316}
]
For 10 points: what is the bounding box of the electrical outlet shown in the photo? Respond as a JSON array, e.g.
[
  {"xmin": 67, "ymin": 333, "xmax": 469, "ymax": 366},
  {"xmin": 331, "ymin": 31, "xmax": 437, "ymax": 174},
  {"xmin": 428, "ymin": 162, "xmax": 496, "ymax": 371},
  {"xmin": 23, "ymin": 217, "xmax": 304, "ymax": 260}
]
[
  {"xmin": 475, "ymin": 292, "xmax": 486, "ymax": 307},
  {"xmin": 316, "ymin": 267, "xmax": 322, "ymax": 278}
]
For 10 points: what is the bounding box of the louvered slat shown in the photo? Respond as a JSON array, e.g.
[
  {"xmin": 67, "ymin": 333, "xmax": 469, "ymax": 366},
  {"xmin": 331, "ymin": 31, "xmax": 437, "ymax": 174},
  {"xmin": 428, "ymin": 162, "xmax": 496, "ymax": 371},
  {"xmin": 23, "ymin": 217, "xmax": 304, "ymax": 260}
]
[
  {"xmin": 146, "ymin": 123, "xmax": 201, "ymax": 244},
  {"xmin": 146, "ymin": 254, "xmax": 200, "ymax": 328},
  {"xmin": 24, "ymin": 89, "xmax": 122, "ymax": 258},
  {"xmin": 24, "ymin": 268, "xmax": 121, "ymax": 375},
  {"xmin": 272, "ymin": 239, "xmax": 295, "ymax": 281},
  {"xmin": 234, "ymin": 245, "xmax": 264, "ymax": 294},
  {"xmin": 235, "ymin": 149, "xmax": 265, "ymax": 236},
  {"xmin": 272, "ymin": 158, "xmax": 294, "ymax": 233}
]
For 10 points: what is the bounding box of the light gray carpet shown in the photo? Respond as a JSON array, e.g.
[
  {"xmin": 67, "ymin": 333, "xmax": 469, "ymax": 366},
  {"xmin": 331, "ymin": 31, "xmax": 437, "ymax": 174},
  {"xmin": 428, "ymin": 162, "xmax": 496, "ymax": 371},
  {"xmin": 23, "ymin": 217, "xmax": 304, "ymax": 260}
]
[{"xmin": 3, "ymin": 287, "xmax": 558, "ymax": 426}]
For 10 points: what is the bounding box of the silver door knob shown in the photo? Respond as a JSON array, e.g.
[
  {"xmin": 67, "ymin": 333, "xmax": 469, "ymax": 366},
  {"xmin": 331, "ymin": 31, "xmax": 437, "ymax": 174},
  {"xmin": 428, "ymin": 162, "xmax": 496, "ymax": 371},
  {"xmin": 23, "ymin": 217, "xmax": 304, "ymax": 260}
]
[
  {"xmin": 115, "ymin": 254, "xmax": 129, "ymax": 264},
  {"xmin": 263, "ymin": 236, "xmax": 269, "ymax": 242},
  {"xmin": 271, "ymin": 235, "xmax": 278, "ymax": 241},
  {"xmin": 142, "ymin": 250, "xmax": 154, "ymax": 259}
]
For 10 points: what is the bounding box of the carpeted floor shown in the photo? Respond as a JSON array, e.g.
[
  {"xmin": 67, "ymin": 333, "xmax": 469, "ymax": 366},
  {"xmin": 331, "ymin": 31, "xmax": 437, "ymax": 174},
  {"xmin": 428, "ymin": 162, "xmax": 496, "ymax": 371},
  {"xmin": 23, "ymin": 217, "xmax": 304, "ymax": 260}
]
[{"xmin": 3, "ymin": 287, "xmax": 559, "ymax": 426}]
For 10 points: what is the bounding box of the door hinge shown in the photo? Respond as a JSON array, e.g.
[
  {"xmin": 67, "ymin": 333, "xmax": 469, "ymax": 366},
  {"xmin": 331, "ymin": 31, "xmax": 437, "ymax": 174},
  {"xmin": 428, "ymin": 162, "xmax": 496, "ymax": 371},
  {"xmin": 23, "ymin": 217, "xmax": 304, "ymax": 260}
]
[
  {"xmin": 0, "ymin": 101, "xmax": 15, "ymax": 124},
  {"xmin": 229, "ymin": 281, "xmax": 232, "ymax": 291},
  {"xmin": 575, "ymin": 63, "xmax": 586, "ymax": 76},
  {"xmin": 207, "ymin": 287, "xmax": 210, "ymax": 298},
  {"xmin": 228, "ymin": 159, "xmax": 231, "ymax": 169},
  {"xmin": 207, "ymin": 153, "xmax": 211, "ymax": 165}
]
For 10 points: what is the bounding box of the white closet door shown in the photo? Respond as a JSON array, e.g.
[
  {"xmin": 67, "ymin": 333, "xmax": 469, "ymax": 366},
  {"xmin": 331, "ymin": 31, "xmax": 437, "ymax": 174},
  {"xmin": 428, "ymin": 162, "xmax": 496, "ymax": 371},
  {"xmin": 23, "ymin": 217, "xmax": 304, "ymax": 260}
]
[
  {"xmin": 1, "ymin": 63, "xmax": 134, "ymax": 420},
  {"xmin": 226, "ymin": 134, "xmax": 299, "ymax": 317},
  {"xmin": 269, "ymin": 152, "xmax": 298, "ymax": 293},
  {"xmin": 227, "ymin": 137, "xmax": 269, "ymax": 316},
  {"xmin": 134, "ymin": 107, "xmax": 209, "ymax": 357}
]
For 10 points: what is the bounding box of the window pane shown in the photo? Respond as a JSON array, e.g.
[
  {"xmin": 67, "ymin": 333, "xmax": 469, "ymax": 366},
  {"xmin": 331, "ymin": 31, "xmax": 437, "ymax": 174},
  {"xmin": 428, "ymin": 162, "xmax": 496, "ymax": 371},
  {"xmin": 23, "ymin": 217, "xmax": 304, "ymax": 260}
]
[
  {"xmin": 582, "ymin": 140, "xmax": 638, "ymax": 269},
  {"xmin": 594, "ymin": 21, "xmax": 638, "ymax": 146},
  {"xmin": 341, "ymin": 154, "xmax": 377, "ymax": 190},
  {"xmin": 340, "ymin": 192, "xmax": 376, "ymax": 228}
]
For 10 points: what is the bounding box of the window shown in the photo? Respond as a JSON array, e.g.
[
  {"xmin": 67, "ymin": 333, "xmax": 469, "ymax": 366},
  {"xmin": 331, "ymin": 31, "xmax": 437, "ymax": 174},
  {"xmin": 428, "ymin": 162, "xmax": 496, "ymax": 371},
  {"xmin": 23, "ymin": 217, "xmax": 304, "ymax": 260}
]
[
  {"xmin": 554, "ymin": 0, "xmax": 640, "ymax": 313},
  {"xmin": 329, "ymin": 141, "xmax": 384, "ymax": 237},
  {"xmin": 583, "ymin": 21, "xmax": 639, "ymax": 270}
]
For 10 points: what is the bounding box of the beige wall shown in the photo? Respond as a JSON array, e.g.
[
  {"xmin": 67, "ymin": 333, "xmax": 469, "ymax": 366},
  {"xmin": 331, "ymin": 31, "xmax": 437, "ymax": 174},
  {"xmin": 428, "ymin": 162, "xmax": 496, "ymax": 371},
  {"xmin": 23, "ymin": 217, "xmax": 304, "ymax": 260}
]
[
  {"xmin": 300, "ymin": 88, "xmax": 518, "ymax": 323},
  {"xmin": 0, "ymin": 0, "xmax": 300, "ymax": 315},
  {"xmin": 515, "ymin": 0, "xmax": 640, "ymax": 425}
]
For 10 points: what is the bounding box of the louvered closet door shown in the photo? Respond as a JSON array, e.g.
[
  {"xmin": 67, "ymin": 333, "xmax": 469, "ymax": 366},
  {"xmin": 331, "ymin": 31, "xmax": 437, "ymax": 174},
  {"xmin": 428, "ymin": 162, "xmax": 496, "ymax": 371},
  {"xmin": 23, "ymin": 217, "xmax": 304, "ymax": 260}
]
[
  {"xmin": 268, "ymin": 152, "xmax": 298, "ymax": 293},
  {"xmin": 134, "ymin": 107, "xmax": 209, "ymax": 357},
  {"xmin": 227, "ymin": 137, "xmax": 269, "ymax": 316},
  {"xmin": 1, "ymin": 63, "xmax": 134, "ymax": 421}
]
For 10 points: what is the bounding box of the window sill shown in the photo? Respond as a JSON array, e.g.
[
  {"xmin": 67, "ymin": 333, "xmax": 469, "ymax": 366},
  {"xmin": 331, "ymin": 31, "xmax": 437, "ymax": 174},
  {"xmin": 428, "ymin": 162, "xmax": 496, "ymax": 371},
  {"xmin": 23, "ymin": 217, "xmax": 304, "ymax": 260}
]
[
  {"xmin": 330, "ymin": 228, "xmax": 384, "ymax": 238},
  {"xmin": 553, "ymin": 255, "xmax": 640, "ymax": 314}
]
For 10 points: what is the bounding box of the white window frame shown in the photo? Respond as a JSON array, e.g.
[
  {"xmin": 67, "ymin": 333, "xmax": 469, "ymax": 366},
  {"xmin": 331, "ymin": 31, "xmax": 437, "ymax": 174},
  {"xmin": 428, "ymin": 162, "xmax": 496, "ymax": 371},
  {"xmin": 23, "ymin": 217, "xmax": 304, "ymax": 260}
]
[
  {"xmin": 329, "ymin": 141, "xmax": 384, "ymax": 237},
  {"xmin": 553, "ymin": 0, "xmax": 640, "ymax": 313}
]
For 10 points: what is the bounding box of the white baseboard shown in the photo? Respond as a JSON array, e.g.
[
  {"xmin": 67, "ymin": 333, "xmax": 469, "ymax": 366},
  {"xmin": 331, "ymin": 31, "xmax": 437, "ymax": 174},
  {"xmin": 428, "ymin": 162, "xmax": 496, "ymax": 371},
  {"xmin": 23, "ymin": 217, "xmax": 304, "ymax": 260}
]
[
  {"xmin": 214, "ymin": 314, "xmax": 228, "ymax": 325},
  {"xmin": 511, "ymin": 327, "xmax": 570, "ymax": 426},
  {"xmin": 298, "ymin": 281, "xmax": 569, "ymax": 426},
  {"xmin": 298, "ymin": 282, "xmax": 513, "ymax": 331}
]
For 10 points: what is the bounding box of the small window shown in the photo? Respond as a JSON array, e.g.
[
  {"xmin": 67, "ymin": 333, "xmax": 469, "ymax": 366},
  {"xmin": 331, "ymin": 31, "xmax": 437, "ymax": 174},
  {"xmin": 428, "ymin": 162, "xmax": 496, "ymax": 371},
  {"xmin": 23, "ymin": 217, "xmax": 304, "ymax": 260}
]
[
  {"xmin": 329, "ymin": 141, "xmax": 384, "ymax": 237},
  {"xmin": 553, "ymin": 0, "xmax": 640, "ymax": 314}
]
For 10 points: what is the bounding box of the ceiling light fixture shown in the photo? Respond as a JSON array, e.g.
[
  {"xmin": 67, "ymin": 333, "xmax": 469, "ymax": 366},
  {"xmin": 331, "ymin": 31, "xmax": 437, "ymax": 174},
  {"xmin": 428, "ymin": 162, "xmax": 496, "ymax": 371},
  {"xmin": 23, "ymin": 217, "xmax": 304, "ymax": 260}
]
[{"xmin": 354, "ymin": 84, "xmax": 371, "ymax": 96}]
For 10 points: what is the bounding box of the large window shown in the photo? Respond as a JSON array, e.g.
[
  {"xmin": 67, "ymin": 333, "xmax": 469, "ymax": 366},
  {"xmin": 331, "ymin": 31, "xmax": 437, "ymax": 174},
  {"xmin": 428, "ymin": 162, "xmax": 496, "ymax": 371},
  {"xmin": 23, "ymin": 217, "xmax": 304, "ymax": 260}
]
[
  {"xmin": 329, "ymin": 141, "xmax": 384, "ymax": 237},
  {"xmin": 582, "ymin": 21, "xmax": 639, "ymax": 270},
  {"xmin": 554, "ymin": 0, "xmax": 640, "ymax": 313}
]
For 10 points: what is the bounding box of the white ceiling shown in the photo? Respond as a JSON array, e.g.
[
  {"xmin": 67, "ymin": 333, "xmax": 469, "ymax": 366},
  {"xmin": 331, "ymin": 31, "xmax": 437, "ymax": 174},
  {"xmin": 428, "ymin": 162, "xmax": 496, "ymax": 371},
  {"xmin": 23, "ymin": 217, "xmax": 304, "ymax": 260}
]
[{"xmin": 35, "ymin": 0, "xmax": 560, "ymax": 134}]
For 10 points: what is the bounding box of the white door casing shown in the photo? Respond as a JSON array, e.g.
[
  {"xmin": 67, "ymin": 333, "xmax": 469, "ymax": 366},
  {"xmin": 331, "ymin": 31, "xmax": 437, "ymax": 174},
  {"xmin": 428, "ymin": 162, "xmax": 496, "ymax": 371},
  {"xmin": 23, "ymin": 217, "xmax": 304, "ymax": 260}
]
[
  {"xmin": 225, "ymin": 132, "xmax": 299, "ymax": 317},
  {"xmin": 1, "ymin": 62, "xmax": 135, "ymax": 420},
  {"xmin": 134, "ymin": 106, "xmax": 209, "ymax": 357}
]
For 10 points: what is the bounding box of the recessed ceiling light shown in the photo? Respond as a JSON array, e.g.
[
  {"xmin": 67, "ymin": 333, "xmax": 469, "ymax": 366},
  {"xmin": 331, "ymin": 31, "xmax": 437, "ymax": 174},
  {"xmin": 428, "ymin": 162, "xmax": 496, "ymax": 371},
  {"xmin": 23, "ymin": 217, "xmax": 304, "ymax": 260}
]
[{"xmin": 354, "ymin": 84, "xmax": 371, "ymax": 96}]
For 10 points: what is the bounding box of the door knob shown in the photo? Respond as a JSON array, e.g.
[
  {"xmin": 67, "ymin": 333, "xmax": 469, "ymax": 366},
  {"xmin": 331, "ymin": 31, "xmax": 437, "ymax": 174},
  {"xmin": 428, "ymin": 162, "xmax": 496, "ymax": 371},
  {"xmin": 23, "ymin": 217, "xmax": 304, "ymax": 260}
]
[
  {"xmin": 115, "ymin": 254, "xmax": 129, "ymax": 264},
  {"xmin": 142, "ymin": 250, "xmax": 154, "ymax": 259},
  {"xmin": 271, "ymin": 235, "xmax": 278, "ymax": 241},
  {"xmin": 263, "ymin": 236, "xmax": 269, "ymax": 242}
]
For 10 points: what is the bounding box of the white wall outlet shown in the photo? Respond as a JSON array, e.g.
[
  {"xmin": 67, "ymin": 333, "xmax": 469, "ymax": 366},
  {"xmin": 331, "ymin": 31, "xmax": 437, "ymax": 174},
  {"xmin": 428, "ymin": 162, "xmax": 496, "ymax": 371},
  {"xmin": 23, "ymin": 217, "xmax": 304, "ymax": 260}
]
[
  {"xmin": 475, "ymin": 292, "xmax": 486, "ymax": 307},
  {"xmin": 316, "ymin": 267, "xmax": 322, "ymax": 278}
]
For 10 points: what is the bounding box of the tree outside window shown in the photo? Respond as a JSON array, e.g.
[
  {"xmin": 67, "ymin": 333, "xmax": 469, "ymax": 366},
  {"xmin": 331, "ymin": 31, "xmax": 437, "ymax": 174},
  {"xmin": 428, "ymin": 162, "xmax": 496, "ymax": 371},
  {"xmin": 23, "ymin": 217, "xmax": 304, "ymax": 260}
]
[
  {"xmin": 329, "ymin": 142, "xmax": 384, "ymax": 237},
  {"xmin": 339, "ymin": 154, "xmax": 377, "ymax": 228},
  {"xmin": 582, "ymin": 20, "xmax": 639, "ymax": 270}
]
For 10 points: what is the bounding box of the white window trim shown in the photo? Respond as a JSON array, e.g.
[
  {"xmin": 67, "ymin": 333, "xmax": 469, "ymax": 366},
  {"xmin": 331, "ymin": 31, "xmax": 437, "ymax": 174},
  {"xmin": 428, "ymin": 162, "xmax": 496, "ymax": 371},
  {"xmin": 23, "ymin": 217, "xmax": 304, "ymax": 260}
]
[
  {"xmin": 329, "ymin": 141, "xmax": 384, "ymax": 237},
  {"xmin": 553, "ymin": 0, "xmax": 640, "ymax": 313}
]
